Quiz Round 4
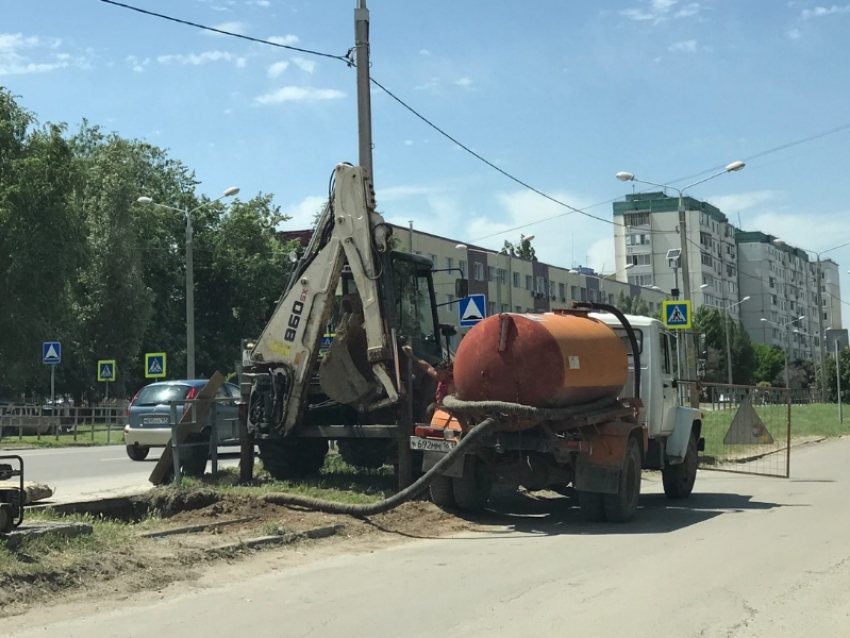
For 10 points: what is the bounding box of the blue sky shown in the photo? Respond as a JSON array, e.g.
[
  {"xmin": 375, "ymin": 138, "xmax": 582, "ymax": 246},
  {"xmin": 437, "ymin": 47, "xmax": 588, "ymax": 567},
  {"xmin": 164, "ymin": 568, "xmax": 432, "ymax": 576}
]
[{"xmin": 5, "ymin": 0, "xmax": 850, "ymax": 309}]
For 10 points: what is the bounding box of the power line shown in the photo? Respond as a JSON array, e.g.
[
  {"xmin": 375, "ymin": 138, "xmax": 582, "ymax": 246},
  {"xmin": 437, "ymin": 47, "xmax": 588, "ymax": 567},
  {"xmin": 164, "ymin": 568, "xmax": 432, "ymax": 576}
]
[{"xmin": 98, "ymin": 0, "xmax": 350, "ymax": 62}]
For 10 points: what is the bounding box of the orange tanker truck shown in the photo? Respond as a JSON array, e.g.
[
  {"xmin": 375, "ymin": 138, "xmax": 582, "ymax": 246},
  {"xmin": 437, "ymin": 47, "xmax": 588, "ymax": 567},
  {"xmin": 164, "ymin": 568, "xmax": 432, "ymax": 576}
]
[{"xmin": 410, "ymin": 302, "xmax": 704, "ymax": 523}]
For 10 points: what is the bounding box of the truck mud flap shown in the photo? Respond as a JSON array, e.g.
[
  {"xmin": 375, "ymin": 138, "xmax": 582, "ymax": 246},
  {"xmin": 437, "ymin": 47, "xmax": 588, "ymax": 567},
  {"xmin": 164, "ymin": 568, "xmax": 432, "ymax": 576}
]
[
  {"xmin": 574, "ymin": 463, "xmax": 620, "ymax": 494},
  {"xmin": 421, "ymin": 450, "xmax": 465, "ymax": 479}
]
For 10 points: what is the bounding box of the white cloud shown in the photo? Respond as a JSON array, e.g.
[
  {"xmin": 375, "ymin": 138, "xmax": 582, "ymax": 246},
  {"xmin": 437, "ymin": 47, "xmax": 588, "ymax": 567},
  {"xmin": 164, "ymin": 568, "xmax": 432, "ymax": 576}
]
[
  {"xmin": 292, "ymin": 57, "xmax": 317, "ymax": 73},
  {"xmin": 0, "ymin": 32, "xmax": 77, "ymax": 76},
  {"xmin": 404, "ymin": 140, "xmax": 414, "ymax": 146},
  {"xmin": 620, "ymin": 0, "xmax": 703, "ymax": 24},
  {"xmin": 126, "ymin": 55, "xmax": 151, "ymax": 73},
  {"xmin": 157, "ymin": 51, "xmax": 236, "ymax": 65},
  {"xmin": 419, "ymin": 49, "xmax": 431, "ymax": 56},
  {"xmin": 283, "ymin": 195, "xmax": 327, "ymax": 229},
  {"xmin": 269, "ymin": 35, "xmax": 300, "ymax": 46},
  {"xmin": 248, "ymin": 0, "xmax": 271, "ymax": 6},
  {"xmin": 802, "ymin": 5, "xmax": 850, "ymax": 18},
  {"xmin": 235, "ymin": 57, "xmax": 247, "ymax": 68},
  {"xmin": 786, "ymin": 27, "xmax": 802, "ymax": 39},
  {"xmin": 669, "ymin": 39, "xmax": 697, "ymax": 52},
  {"xmin": 455, "ymin": 77, "xmax": 473, "ymax": 88},
  {"xmin": 705, "ymin": 190, "xmax": 780, "ymax": 213},
  {"xmin": 267, "ymin": 60, "xmax": 289, "ymax": 77},
  {"xmin": 253, "ymin": 86, "xmax": 346, "ymax": 105},
  {"xmin": 208, "ymin": 21, "xmax": 249, "ymax": 35}
]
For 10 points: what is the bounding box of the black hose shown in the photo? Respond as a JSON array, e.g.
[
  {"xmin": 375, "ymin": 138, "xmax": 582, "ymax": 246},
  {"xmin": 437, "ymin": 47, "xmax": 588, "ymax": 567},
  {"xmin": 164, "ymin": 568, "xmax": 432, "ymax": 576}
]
[
  {"xmin": 262, "ymin": 417, "xmax": 498, "ymax": 516},
  {"xmin": 442, "ymin": 394, "xmax": 622, "ymax": 420}
]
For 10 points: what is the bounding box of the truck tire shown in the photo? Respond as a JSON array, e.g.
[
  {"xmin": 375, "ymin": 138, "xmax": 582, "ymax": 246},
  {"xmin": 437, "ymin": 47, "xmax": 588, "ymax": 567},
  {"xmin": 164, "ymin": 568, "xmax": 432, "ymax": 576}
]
[
  {"xmin": 259, "ymin": 438, "xmax": 328, "ymax": 480},
  {"xmin": 126, "ymin": 444, "xmax": 150, "ymax": 461},
  {"xmin": 603, "ymin": 436, "xmax": 642, "ymax": 523},
  {"xmin": 429, "ymin": 474, "xmax": 456, "ymax": 509},
  {"xmin": 452, "ymin": 457, "xmax": 492, "ymax": 513},
  {"xmin": 577, "ymin": 490, "xmax": 605, "ymax": 522},
  {"xmin": 181, "ymin": 432, "xmax": 210, "ymax": 478},
  {"xmin": 337, "ymin": 439, "xmax": 389, "ymax": 470},
  {"xmin": 662, "ymin": 430, "xmax": 698, "ymax": 499}
]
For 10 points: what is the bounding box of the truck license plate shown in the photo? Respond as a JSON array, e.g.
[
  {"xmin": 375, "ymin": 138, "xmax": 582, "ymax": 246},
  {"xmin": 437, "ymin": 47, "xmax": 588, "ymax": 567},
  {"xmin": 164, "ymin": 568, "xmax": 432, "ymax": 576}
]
[{"xmin": 409, "ymin": 436, "xmax": 455, "ymax": 453}]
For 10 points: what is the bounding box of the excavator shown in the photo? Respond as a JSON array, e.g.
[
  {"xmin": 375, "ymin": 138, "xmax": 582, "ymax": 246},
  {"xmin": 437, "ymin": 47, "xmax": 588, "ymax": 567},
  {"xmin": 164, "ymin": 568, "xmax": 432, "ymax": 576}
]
[{"xmin": 238, "ymin": 163, "xmax": 466, "ymax": 481}]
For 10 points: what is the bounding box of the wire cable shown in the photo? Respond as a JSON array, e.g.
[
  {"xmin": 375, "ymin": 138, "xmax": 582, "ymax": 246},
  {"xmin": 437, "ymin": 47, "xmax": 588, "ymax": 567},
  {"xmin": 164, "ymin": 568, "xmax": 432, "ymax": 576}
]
[{"xmin": 98, "ymin": 0, "xmax": 350, "ymax": 61}]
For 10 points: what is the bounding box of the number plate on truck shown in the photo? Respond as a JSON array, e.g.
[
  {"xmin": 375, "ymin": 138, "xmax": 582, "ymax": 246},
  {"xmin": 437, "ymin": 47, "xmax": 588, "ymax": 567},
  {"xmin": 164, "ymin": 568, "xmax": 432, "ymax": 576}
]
[{"xmin": 409, "ymin": 436, "xmax": 455, "ymax": 453}]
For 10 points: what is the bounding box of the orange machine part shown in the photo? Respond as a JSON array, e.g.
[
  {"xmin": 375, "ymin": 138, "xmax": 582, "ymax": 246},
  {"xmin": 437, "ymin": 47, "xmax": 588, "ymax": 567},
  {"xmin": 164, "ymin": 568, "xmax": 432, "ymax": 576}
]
[{"xmin": 453, "ymin": 312, "xmax": 628, "ymax": 410}]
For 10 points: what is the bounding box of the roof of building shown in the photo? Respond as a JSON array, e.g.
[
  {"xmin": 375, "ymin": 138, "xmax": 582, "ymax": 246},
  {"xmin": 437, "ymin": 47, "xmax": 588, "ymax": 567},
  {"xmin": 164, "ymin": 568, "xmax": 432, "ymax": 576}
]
[
  {"xmin": 612, "ymin": 191, "xmax": 729, "ymax": 223},
  {"xmin": 735, "ymin": 230, "xmax": 811, "ymax": 262}
]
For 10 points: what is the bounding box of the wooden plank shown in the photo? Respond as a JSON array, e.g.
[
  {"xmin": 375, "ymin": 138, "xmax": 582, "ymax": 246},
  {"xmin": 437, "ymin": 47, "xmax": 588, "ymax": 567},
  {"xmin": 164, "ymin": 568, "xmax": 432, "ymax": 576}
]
[{"xmin": 148, "ymin": 372, "xmax": 226, "ymax": 485}]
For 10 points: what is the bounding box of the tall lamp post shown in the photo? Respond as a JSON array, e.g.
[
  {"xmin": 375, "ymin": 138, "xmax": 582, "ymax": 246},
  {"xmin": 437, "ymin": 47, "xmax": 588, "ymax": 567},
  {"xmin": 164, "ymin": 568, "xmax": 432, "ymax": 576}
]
[
  {"xmin": 761, "ymin": 315, "xmax": 805, "ymax": 389},
  {"xmin": 616, "ymin": 161, "xmax": 745, "ymax": 405},
  {"xmin": 137, "ymin": 186, "xmax": 240, "ymax": 379}
]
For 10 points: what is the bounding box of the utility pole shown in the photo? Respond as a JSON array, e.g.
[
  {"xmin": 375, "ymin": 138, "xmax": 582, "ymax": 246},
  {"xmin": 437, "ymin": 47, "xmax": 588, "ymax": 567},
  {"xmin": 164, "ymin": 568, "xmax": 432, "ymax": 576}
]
[
  {"xmin": 185, "ymin": 209, "xmax": 195, "ymax": 380},
  {"xmin": 816, "ymin": 257, "xmax": 826, "ymax": 401},
  {"xmin": 836, "ymin": 338, "xmax": 843, "ymax": 423},
  {"xmin": 354, "ymin": 0, "xmax": 373, "ymax": 180}
]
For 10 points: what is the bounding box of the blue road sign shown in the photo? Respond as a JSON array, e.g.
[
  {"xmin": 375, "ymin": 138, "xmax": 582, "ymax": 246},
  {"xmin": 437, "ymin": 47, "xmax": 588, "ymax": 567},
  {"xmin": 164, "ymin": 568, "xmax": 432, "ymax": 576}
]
[
  {"xmin": 662, "ymin": 300, "xmax": 692, "ymax": 330},
  {"xmin": 145, "ymin": 352, "xmax": 167, "ymax": 379},
  {"xmin": 98, "ymin": 360, "xmax": 116, "ymax": 382},
  {"xmin": 459, "ymin": 294, "xmax": 487, "ymax": 328},
  {"xmin": 43, "ymin": 341, "xmax": 61, "ymax": 365}
]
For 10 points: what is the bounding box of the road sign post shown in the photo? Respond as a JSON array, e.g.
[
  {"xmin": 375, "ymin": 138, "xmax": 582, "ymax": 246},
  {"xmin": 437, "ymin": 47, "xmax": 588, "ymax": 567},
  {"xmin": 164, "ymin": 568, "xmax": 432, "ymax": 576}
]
[
  {"xmin": 459, "ymin": 294, "xmax": 487, "ymax": 328},
  {"xmin": 98, "ymin": 360, "xmax": 116, "ymax": 402},
  {"xmin": 43, "ymin": 341, "xmax": 61, "ymax": 416}
]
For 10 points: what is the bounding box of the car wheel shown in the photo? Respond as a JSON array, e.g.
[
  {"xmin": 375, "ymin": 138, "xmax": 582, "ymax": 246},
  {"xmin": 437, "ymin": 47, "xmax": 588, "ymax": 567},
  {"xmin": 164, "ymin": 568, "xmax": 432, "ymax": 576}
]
[{"xmin": 126, "ymin": 445, "xmax": 150, "ymax": 461}]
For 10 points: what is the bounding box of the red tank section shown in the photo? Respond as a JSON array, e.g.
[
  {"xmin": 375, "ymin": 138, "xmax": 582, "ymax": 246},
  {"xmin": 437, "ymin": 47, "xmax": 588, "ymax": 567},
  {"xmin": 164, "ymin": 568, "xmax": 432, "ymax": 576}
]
[{"xmin": 453, "ymin": 312, "xmax": 628, "ymax": 409}]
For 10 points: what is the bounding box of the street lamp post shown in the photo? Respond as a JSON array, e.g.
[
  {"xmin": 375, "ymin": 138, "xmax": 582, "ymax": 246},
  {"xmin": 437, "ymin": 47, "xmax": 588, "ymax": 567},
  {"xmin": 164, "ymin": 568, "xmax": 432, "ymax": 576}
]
[
  {"xmin": 616, "ymin": 162, "xmax": 745, "ymax": 405},
  {"xmin": 137, "ymin": 186, "xmax": 240, "ymax": 379}
]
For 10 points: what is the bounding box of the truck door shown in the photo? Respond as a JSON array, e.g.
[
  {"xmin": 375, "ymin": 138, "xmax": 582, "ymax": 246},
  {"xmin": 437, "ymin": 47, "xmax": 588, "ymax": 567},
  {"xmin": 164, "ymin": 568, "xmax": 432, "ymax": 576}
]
[{"xmin": 659, "ymin": 332, "xmax": 678, "ymax": 434}]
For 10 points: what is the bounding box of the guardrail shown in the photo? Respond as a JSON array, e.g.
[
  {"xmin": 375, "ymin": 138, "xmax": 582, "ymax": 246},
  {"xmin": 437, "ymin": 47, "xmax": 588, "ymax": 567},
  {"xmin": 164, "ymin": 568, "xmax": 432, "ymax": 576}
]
[{"xmin": 0, "ymin": 406, "xmax": 127, "ymax": 444}]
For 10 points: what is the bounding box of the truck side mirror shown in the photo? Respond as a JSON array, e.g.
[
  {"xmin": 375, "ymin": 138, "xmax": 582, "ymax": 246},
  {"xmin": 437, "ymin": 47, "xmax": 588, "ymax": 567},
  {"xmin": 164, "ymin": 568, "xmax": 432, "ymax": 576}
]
[{"xmin": 455, "ymin": 278, "xmax": 468, "ymax": 299}]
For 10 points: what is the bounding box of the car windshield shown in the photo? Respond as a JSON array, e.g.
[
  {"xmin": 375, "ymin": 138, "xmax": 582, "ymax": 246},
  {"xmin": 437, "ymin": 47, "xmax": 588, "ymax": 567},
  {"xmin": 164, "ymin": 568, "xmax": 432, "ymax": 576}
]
[{"xmin": 135, "ymin": 385, "xmax": 192, "ymax": 406}]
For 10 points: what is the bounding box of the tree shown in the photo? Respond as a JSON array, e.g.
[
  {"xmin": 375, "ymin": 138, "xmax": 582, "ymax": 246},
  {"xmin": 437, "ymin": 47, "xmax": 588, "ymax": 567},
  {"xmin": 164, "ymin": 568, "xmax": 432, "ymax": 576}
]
[
  {"xmin": 500, "ymin": 234, "xmax": 536, "ymax": 261},
  {"xmin": 693, "ymin": 306, "xmax": 757, "ymax": 385},
  {"xmin": 752, "ymin": 343, "xmax": 786, "ymax": 386}
]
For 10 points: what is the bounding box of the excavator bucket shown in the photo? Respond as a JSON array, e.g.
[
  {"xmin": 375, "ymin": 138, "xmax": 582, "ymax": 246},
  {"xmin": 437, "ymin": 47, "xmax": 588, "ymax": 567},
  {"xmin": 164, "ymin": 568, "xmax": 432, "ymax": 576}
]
[{"xmin": 318, "ymin": 296, "xmax": 378, "ymax": 406}]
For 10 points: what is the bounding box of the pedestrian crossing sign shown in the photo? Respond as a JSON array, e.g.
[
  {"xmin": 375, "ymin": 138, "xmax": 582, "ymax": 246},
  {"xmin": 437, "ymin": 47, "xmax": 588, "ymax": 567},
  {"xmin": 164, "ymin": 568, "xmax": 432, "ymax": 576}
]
[
  {"xmin": 662, "ymin": 300, "xmax": 692, "ymax": 330},
  {"xmin": 98, "ymin": 360, "xmax": 116, "ymax": 382},
  {"xmin": 145, "ymin": 353, "xmax": 167, "ymax": 379}
]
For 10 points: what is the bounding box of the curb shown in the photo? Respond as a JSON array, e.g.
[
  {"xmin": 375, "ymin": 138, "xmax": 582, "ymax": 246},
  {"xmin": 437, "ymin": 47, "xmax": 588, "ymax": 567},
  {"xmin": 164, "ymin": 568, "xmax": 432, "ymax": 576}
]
[{"xmin": 207, "ymin": 524, "xmax": 344, "ymax": 554}]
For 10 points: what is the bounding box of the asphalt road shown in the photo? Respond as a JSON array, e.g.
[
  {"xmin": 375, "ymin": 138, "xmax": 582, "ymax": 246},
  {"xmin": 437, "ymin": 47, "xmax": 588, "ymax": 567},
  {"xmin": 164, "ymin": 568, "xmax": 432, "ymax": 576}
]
[
  {"xmin": 7, "ymin": 446, "xmax": 241, "ymax": 501},
  {"xmin": 6, "ymin": 436, "xmax": 850, "ymax": 637}
]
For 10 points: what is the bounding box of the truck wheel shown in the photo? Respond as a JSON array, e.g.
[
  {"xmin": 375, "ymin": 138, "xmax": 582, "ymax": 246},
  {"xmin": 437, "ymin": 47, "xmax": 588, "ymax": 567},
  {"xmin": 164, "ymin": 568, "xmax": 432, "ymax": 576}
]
[
  {"xmin": 603, "ymin": 436, "xmax": 642, "ymax": 523},
  {"xmin": 429, "ymin": 474, "xmax": 456, "ymax": 509},
  {"xmin": 259, "ymin": 438, "xmax": 328, "ymax": 480},
  {"xmin": 126, "ymin": 444, "xmax": 150, "ymax": 461},
  {"xmin": 0, "ymin": 504, "xmax": 12, "ymax": 534},
  {"xmin": 452, "ymin": 457, "xmax": 492, "ymax": 513},
  {"xmin": 180, "ymin": 433, "xmax": 210, "ymax": 478},
  {"xmin": 662, "ymin": 431, "xmax": 698, "ymax": 499},
  {"xmin": 577, "ymin": 490, "xmax": 605, "ymax": 522},
  {"xmin": 337, "ymin": 439, "xmax": 389, "ymax": 470}
]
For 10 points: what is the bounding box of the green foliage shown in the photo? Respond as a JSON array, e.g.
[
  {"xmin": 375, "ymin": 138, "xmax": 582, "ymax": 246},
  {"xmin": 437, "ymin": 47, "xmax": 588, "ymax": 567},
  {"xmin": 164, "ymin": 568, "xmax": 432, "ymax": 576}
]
[
  {"xmin": 693, "ymin": 306, "xmax": 757, "ymax": 385},
  {"xmin": 500, "ymin": 234, "xmax": 536, "ymax": 261},
  {"xmin": 614, "ymin": 289, "xmax": 652, "ymax": 318},
  {"xmin": 0, "ymin": 90, "xmax": 297, "ymax": 401},
  {"xmin": 752, "ymin": 343, "xmax": 786, "ymax": 386}
]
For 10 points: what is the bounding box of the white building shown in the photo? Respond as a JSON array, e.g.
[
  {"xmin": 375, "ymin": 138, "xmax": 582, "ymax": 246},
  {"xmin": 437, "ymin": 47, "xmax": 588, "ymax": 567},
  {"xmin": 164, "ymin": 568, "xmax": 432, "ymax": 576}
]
[{"xmin": 613, "ymin": 192, "xmax": 742, "ymax": 320}]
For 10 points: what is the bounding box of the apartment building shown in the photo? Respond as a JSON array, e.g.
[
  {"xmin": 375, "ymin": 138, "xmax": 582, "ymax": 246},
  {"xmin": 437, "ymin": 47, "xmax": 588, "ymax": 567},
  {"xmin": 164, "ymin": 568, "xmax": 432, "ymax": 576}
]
[{"xmin": 612, "ymin": 192, "xmax": 742, "ymax": 320}]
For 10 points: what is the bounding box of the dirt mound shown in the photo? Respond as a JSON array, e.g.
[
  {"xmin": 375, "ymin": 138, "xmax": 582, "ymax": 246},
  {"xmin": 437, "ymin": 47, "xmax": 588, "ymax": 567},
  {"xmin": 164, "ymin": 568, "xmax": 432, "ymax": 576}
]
[{"xmin": 131, "ymin": 486, "xmax": 220, "ymax": 518}]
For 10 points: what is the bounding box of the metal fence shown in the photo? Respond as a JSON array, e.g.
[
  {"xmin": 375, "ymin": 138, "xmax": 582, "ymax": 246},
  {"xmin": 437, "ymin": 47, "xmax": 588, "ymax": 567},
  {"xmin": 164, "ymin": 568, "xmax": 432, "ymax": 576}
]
[
  {"xmin": 0, "ymin": 406, "xmax": 127, "ymax": 444},
  {"xmin": 687, "ymin": 382, "xmax": 793, "ymax": 478}
]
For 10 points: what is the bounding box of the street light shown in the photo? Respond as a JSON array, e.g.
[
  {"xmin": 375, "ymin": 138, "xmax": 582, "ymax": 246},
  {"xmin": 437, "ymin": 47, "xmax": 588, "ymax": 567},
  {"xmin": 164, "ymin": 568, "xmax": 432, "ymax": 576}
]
[
  {"xmin": 616, "ymin": 161, "xmax": 745, "ymax": 405},
  {"xmin": 761, "ymin": 315, "xmax": 805, "ymax": 388},
  {"xmin": 137, "ymin": 186, "xmax": 240, "ymax": 379}
]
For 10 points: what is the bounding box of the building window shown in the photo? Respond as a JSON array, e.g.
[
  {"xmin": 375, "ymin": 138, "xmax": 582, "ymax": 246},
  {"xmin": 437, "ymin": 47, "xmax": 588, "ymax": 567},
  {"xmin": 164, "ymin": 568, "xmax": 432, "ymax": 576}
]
[
  {"xmin": 445, "ymin": 257, "xmax": 454, "ymax": 271},
  {"xmin": 700, "ymin": 252, "xmax": 713, "ymax": 267},
  {"xmin": 624, "ymin": 212, "xmax": 650, "ymax": 226},
  {"xmin": 488, "ymin": 301, "xmax": 497, "ymax": 316},
  {"xmin": 559, "ymin": 283, "xmax": 566, "ymax": 299},
  {"xmin": 580, "ymin": 287, "xmax": 587, "ymax": 302},
  {"xmin": 536, "ymin": 277, "xmax": 545, "ymax": 293},
  {"xmin": 459, "ymin": 260, "xmax": 468, "ymax": 278},
  {"xmin": 625, "ymin": 233, "xmax": 650, "ymax": 246},
  {"xmin": 628, "ymin": 274, "xmax": 654, "ymax": 287},
  {"xmin": 514, "ymin": 305, "xmax": 522, "ymax": 313},
  {"xmin": 525, "ymin": 275, "xmax": 533, "ymax": 291},
  {"xmin": 488, "ymin": 266, "xmax": 496, "ymax": 282},
  {"xmin": 571, "ymin": 285, "xmax": 578, "ymax": 300},
  {"xmin": 513, "ymin": 271, "xmax": 521, "ymax": 287},
  {"xmin": 447, "ymin": 294, "xmax": 455, "ymax": 306},
  {"xmin": 609, "ymin": 293, "xmax": 615, "ymax": 304},
  {"xmin": 474, "ymin": 262, "xmax": 484, "ymax": 281},
  {"xmin": 630, "ymin": 254, "xmax": 651, "ymax": 266},
  {"xmin": 497, "ymin": 268, "xmax": 507, "ymax": 285},
  {"xmin": 549, "ymin": 281, "xmax": 555, "ymax": 297},
  {"xmin": 429, "ymin": 253, "xmax": 438, "ymax": 266},
  {"xmin": 500, "ymin": 303, "xmax": 509, "ymax": 313}
]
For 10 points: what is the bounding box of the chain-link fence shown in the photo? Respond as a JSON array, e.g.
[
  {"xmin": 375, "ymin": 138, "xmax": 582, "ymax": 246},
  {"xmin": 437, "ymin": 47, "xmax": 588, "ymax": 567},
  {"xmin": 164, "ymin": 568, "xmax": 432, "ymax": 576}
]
[{"xmin": 686, "ymin": 382, "xmax": 792, "ymax": 478}]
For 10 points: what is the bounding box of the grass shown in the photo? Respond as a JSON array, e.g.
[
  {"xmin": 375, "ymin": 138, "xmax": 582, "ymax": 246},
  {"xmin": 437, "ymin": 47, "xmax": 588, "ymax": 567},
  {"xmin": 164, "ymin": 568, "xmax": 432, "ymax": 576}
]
[
  {"xmin": 700, "ymin": 402, "xmax": 848, "ymax": 463},
  {"xmin": 186, "ymin": 453, "xmax": 396, "ymax": 505},
  {"xmin": 0, "ymin": 427, "xmax": 124, "ymax": 449}
]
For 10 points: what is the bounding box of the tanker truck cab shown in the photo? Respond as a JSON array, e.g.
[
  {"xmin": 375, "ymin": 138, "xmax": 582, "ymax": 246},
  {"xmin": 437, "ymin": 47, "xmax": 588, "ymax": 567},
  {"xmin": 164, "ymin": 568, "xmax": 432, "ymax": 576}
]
[{"xmin": 593, "ymin": 313, "xmax": 703, "ymax": 499}]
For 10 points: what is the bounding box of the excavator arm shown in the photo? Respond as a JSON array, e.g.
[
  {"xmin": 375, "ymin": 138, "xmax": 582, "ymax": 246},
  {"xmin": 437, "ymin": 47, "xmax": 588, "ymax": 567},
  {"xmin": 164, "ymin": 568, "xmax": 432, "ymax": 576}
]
[{"xmin": 245, "ymin": 164, "xmax": 400, "ymax": 434}]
